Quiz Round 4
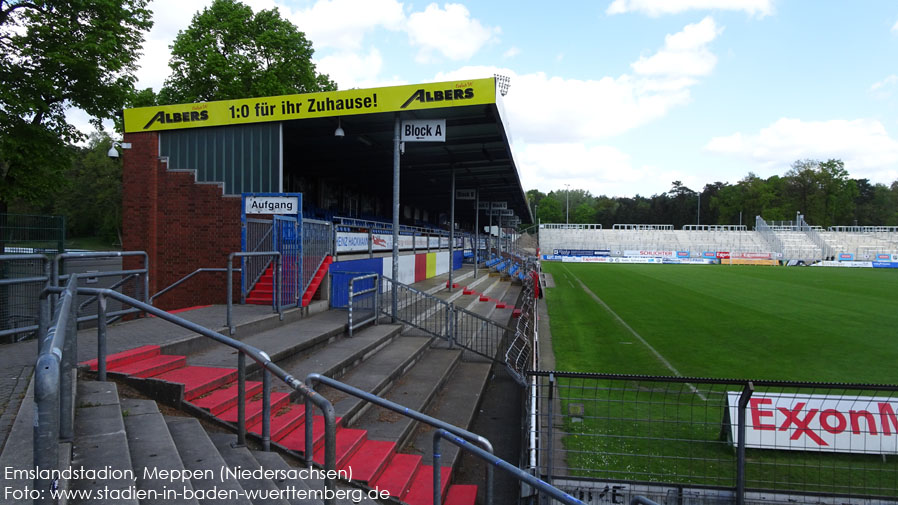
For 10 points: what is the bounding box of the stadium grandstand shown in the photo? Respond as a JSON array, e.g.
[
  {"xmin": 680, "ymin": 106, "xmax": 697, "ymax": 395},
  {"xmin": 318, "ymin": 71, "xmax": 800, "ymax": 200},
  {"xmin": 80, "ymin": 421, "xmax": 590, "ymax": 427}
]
[{"xmin": 539, "ymin": 215, "xmax": 898, "ymax": 263}]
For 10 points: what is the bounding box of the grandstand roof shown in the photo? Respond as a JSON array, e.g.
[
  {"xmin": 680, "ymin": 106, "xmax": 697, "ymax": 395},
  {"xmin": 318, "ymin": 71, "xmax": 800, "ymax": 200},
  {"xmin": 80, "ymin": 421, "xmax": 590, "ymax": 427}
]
[{"xmin": 123, "ymin": 78, "xmax": 532, "ymax": 224}]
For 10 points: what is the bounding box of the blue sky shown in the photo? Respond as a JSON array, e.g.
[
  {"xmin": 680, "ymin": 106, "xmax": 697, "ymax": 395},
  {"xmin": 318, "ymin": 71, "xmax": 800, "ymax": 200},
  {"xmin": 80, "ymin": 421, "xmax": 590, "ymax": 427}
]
[{"xmin": 80, "ymin": 0, "xmax": 898, "ymax": 197}]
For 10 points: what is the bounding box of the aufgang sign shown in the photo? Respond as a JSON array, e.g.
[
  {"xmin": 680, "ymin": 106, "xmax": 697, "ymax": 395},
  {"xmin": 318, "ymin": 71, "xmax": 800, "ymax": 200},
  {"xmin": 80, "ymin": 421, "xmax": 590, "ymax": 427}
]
[
  {"xmin": 727, "ymin": 392, "xmax": 898, "ymax": 454},
  {"xmin": 245, "ymin": 196, "xmax": 298, "ymax": 215}
]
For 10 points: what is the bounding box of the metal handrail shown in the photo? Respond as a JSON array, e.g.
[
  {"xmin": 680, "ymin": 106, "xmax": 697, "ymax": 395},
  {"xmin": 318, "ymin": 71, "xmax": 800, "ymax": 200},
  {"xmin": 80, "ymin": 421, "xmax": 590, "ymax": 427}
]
[
  {"xmin": 149, "ymin": 268, "xmax": 231, "ymax": 305},
  {"xmin": 52, "ymin": 251, "xmax": 149, "ymax": 307},
  {"xmin": 306, "ymin": 373, "xmax": 496, "ymax": 505},
  {"xmin": 34, "ymin": 276, "xmax": 77, "ymax": 505},
  {"xmin": 227, "ymin": 251, "xmax": 281, "ymax": 335},
  {"xmin": 347, "ymin": 273, "xmax": 379, "ymax": 337},
  {"xmin": 432, "ymin": 429, "xmax": 584, "ymax": 505},
  {"xmin": 74, "ymin": 286, "xmax": 338, "ymax": 505}
]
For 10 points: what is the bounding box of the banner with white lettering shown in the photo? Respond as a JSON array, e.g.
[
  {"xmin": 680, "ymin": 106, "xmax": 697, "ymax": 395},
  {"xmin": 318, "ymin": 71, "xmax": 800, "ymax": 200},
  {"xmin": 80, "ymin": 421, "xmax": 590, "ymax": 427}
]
[{"xmin": 727, "ymin": 391, "xmax": 898, "ymax": 454}]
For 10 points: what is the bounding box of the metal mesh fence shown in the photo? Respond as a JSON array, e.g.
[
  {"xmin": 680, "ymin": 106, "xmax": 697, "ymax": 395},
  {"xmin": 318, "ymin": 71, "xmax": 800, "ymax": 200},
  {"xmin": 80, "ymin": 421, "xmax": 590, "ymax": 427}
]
[
  {"xmin": 526, "ymin": 372, "xmax": 898, "ymax": 505},
  {"xmin": 453, "ymin": 305, "xmax": 510, "ymax": 360},
  {"xmin": 0, "ymin": 213, "xmax": 65, "ymax": 254},
  {"xmin": 243, "ymin": 218, "xmax": 274, "ymax": 299},
  {"xmin": 379, "ymin": 276, "xmax": 452, "ymax": 338},
  {"xmin": 302, "ymin": 219, "xmax": 332, "ymax": 293},
  {"xmin": 0, "ymin": 255, "xmax": 48, "ymax": 342}
]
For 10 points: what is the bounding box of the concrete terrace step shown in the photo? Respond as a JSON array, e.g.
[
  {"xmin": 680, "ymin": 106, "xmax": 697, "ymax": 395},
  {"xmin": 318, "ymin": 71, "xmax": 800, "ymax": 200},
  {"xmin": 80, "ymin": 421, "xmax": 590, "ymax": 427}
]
[
  {"xmin": 320, "ymin": 334, "xmax": 433, "ymax": 425},
  {"xmin": 351, "ymin": 348, "xmax": 460, "ymax": 449},
  {"xmin": 165, "ymin": 416, "xmax": 254, "ymax": 505},
  {"xmin": 184, "ymin": 310, "xmax": 349, "ymax": 373},
  {"xmin": 69, "ymin": 381, "xmax": 137, "ymax": 505},
  {"xmin": 272, "ymin": 324, "xmax": 403, "ymax": 398},
  {"xmin": 121, "ymin": 398, "xmax": 200, "ymax": 505},
  {"xmin": 209, "ymin": 433, "xmax": 291, "ymax": 505}
]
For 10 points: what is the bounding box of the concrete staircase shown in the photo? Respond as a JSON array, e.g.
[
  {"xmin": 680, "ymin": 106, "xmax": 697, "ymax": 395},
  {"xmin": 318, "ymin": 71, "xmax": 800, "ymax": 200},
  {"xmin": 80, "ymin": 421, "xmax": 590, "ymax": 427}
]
[
  {"xmin": 5, "ymin": 265, "xmax": 524, "ymax": 505},
  {"xmin": 77, "ymin": 380, "xmax": 379, "ymax": 505}
]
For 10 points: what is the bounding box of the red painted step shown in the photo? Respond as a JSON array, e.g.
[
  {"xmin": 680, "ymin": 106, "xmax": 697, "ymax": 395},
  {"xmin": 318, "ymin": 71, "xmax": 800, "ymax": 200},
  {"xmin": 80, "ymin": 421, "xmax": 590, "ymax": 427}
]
[
  {"xmin": 248, "ymin": 403, "xmax": 306, "ymax": 441},
  {"xmin": 462, "ymin": 288, "xmax": 475, "ymax": 295},
  {"xmin": 110, "ymin": 355, "xmax": 186, "ymax": 378},
  {"xmin": 372, "ymin": 453, "xmax": 422, "ymax": 498},
  {"xmin": 313, "ymin": 428, "xmax": 367, "ymax": 468},
  {"xmin": 496, "ymin": 302, "xmax": 507, "ymax": 309},
  {"xmin": 190, "ymin": 381, "xmax": 263, "ymax": 415},
  {"xmin": 153, "ymin": 366, "xmax": 237, "ymax": 401},
  {"xmin": 445, "ymin": 281, "xmax": 459, "ymax": 288},
  {"xmin": 81, "ymin": 344, "xmax": 160, "ymax": 371},
  {"xmin": 444, "ymin": 485, "xmax": 478, "ymax": 505},
  {"xmin": 301, "ymin": 256, "xmax": 333, "ymax": 307},
  {"xmin": 340, "ymin": 439, "xmax": 395, "ymax": 484},
  {"xmin": 247, "ymin": 264, "xmax": 276, "ymax": 305},
  {"xmin": 478, "ymin": 296, "xmax": 489, "ymax": 302},
  {"xmin": 402, "ymin": 465, "xmax": 451, "ymax": 505},
  {"xmin": 279, "ymin": 415, "xmax": 341, "ymax": 454},
  {"xmin": 512, "ymin": 308, "xmax": 522, "ymax": 318},
  {"xmin": 219, "ymin": 392, "xmax": 290, "ymax": 425}
]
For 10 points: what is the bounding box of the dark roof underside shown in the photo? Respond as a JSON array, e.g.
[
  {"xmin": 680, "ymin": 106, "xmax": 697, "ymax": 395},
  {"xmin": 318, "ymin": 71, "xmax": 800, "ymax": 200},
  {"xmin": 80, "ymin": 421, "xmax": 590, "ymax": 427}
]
[{"xmin": 282, "ymin": 102, "xmax": 531, "ymax": 225}]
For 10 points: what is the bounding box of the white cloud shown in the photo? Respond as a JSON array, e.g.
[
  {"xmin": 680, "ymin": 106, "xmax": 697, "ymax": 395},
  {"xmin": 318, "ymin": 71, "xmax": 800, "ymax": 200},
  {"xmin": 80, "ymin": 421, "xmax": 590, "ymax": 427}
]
[
  {"xmin": 631, "ymin": 17, "xmax": 722, "ymax": 76},
  {"xmin": 315, "ymin": 48, "xmax": 407, "ymax": 89},
  {"xmin": 893, "ymin": 19, "xmax": 898, "ymax": 32},
  {"xmin": 514, "ymin": 141, "xmax": 652, "ymax": 197},
  {"xmin": 607, "ymin": 0, "xmax": 773, "ymax": 17},
  {"xmin": 406, "ymin": 3, "xmax": 499, "ymax": 63},
  {"xmin": 870, "ymin": 75, "xmax": 898, "ymax": 99},
  {"xmin": 503, "ymin": 46, "xmax": 521, "ymax": 59},
  {"xmin": 288, "ymin": 0, "xmax": 404, "ymax": 51},
  {"xmin": 705, "ymin": 118, "xmax": 898, "ymax": 183}
]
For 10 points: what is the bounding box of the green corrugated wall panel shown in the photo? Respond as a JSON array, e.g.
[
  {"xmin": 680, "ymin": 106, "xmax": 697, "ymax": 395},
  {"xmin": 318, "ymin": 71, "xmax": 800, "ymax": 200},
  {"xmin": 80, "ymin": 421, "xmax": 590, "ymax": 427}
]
[{"xmin": 160, "ymin": 123, "xmax": 280, "ymax": 195}]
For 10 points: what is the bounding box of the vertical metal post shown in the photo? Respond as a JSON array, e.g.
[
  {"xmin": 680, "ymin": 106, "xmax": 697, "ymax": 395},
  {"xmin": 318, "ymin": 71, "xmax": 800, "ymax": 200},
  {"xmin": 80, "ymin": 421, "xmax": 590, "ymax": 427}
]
[
  {"xmin": 392, "ymin": 114, "xmax": 400, "ymax": 323},
  {"xmin": 348, "ymin": 278, "xmax": 355, "ymax": 337},
  {"xmin": 474, "ymin": 190, "xmax": 479, "ymax": 278},
  {"xmin": 34, "ymin": 354, "xmax": 59, "ymax": 504},
  {"xmin": 368, "ymin": 228, "xmax": 373, "ymax": 258},
  {"xmin": 275, "ymin": 255, "xmax": 283, "ymax": 320},
  {"xmin": 737, "ymin": 382, "xmax": 754, "ymax": 505},
  {"xmin": 448, "ymin": 167, "xmax": 455, "ymax": 291},
  {"xmin": 97, "ymin": 293, "xmax": 107, "ymax": 381},
  {"xmin": 488, "ymin": 205, "xmax": 493, "ymax": 258},
  {"xmin": 545, "ymin": 373, "xmax": 555, "ymax": 490},
  {"xmin": 304, "ymin": 397, "xmax": 314, "ymax": 466},
  {"xmin": 227, "ymin": 256, "xmax": 235, "ymax": 335},
  {"xmin": 262, "ymin": 369, "xmax": 271, "ymax": 451},
  {"xmin": 237, "ymin": 351, "xmax": 246, "ymax": 446},
  {"xmin": 433, "ymin": 437, "xmax": 443, "ymax": 505}
]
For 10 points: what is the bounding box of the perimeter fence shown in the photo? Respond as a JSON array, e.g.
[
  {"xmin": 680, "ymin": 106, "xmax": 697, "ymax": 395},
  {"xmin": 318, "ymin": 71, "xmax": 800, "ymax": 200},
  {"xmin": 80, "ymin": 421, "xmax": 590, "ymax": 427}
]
[{"xmin": 524, "ymin": 371, "xmax": 898, "ymax": 505}]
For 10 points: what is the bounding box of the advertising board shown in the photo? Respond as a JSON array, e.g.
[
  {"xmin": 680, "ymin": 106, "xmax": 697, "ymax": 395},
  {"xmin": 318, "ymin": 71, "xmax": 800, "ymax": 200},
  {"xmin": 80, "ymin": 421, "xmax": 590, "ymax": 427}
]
[{"xmin": 727, "ymin": 391, "xmax": 898, "ymax": 455}]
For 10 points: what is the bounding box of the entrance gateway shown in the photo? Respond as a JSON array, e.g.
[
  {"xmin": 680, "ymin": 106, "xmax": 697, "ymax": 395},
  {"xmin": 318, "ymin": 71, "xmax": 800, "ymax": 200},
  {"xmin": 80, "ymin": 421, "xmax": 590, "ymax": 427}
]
[
  {"xmin": 119, "ymin": 77, "xmax": 532, "ymax": 310},
  {"xmin": 241, "ymin": 193, "xmax": 302, "ymax": 309}
]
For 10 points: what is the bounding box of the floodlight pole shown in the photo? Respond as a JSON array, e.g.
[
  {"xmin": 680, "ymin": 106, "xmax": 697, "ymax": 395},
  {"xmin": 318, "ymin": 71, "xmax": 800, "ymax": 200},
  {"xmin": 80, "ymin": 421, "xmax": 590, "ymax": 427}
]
[
  {"xmin": 392, "ymin": 114, "xmax": 400, "ymax": 322},
  {"xmin": 565, "ymin": 184, "xmax": 570, "ymax": 224}
]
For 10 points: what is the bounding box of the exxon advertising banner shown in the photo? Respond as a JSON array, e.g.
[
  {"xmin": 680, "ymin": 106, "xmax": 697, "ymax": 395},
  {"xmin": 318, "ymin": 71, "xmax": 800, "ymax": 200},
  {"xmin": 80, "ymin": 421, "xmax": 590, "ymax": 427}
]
[{"xmin": 727, "ymin": 391, "xmax": 898, "ymax": 455}]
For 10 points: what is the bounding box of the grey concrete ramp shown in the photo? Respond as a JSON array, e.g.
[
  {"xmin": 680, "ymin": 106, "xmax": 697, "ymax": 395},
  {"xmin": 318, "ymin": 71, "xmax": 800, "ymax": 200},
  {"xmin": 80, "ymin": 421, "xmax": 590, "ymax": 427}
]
[{"xmin": 209, "ymin": 433, "xmax": 290, "ymax": 505}]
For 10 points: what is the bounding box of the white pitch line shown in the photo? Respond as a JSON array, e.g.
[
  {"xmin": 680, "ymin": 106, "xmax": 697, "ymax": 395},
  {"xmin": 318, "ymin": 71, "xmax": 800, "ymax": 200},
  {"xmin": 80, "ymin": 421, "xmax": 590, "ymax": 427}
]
[{"xmin": 563, "ymin": 266, "xmax": 708, "ymax": 401}]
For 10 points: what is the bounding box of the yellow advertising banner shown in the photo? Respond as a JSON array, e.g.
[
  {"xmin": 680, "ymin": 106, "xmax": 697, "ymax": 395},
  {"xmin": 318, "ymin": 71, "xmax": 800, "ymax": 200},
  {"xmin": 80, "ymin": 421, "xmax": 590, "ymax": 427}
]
[
  {"xmin": 123, "ymin": 78, "xmax": 496, "ymax": 133},
  {"xmin": 722, "ymin": 258, "xmax": 779, "ymax": 266}
]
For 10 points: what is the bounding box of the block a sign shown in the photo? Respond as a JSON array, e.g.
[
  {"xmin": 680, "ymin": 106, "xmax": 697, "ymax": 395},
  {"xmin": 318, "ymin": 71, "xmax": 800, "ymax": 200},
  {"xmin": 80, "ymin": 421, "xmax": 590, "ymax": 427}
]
[
  {"xmin": 456, "ymin": 189, "xmax": 476, "ymax": 200},
  {"xmin": 244, "ymin": 195, "xmax": 300, "ymax": 215},
  {"xmin": 727, "ymin": 391, "xmax": 898, "ymax": 455},
  {"xmin": 401, "ymin": 119, "xmax": 446, "ymax": 142}
]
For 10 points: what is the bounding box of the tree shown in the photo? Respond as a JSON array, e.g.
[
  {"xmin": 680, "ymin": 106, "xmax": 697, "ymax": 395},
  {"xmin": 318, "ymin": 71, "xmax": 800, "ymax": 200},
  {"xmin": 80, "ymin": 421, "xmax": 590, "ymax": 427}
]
[
  {"xmin": 536, "ymin": 197, "xmax": 563, "ymax": 223},
  {"xmin": 159, "ymin": 0, "xmax": 336, "ymax": 104},
  {"xmin": 0, "ymin": 0, "xmax": 153, "ymax": 215},
  {"xmin": 55, "ymin": 133, "xmax": 123, "ymax": 243}
]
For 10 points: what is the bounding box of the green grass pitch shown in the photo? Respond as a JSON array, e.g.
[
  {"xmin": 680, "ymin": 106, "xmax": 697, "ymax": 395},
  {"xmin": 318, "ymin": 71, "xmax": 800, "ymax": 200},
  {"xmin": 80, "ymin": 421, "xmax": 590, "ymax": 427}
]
[
  {"xmin": 540, "ymin": 262, "xmax": 898, "ymax": 495},
  {"xmin": 542, "ymin": 262, "xmax": 898, "ymax": 384}
]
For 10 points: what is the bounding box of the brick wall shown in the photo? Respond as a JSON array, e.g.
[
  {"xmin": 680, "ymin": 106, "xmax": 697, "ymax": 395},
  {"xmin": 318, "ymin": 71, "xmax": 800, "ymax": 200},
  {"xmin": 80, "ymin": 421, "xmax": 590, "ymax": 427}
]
[{"xmin": 123, "ymin": 132, "xmax": 242, "ymax": 310}]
